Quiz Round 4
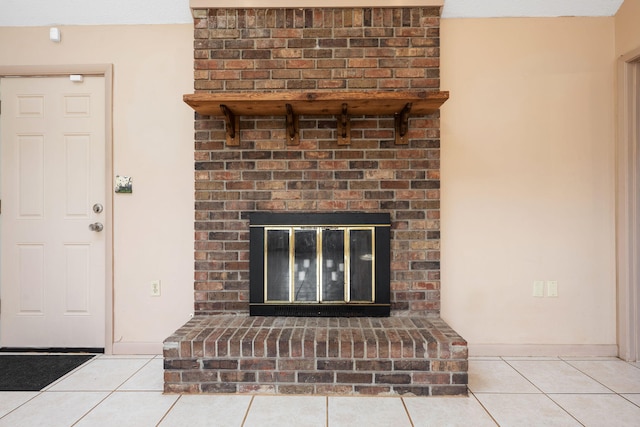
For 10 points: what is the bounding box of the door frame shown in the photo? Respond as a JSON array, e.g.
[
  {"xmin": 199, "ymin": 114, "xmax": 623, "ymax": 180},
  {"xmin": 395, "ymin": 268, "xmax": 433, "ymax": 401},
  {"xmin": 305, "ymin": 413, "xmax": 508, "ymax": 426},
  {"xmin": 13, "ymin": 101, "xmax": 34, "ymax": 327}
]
[
  {"xmin": 0, "ymin": 64, "xmax": 114, "ymax": 354},
  {"xmin": 616, "ymin": 49, "xmax": 640, "ymax": 362}
]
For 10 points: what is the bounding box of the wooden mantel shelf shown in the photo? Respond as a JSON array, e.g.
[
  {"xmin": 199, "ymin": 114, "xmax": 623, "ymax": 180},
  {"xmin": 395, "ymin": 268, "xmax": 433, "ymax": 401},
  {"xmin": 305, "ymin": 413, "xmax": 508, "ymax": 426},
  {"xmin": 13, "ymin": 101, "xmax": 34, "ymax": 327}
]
[
  {"xmin": 183, "ymin": 90, "xmax": 448, "ymax": 146},
  {"xmin": 184, "ymin": 90, "xmax": 448, "ymax": 116}
]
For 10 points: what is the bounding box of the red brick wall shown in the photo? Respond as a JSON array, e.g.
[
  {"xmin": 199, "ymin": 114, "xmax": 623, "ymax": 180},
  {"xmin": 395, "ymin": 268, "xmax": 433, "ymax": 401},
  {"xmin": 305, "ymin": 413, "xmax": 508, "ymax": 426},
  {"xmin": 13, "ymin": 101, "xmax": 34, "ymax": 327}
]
[{"xmin": 192, "ymin": 7, "xmax": 442, "ymax": 317}]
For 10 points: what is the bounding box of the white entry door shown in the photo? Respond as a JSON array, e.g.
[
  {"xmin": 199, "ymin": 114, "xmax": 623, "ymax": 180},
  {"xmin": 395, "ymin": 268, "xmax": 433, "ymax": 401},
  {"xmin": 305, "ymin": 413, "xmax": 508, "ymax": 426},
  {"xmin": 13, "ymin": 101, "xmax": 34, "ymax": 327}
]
[{"xmin": 0, "ymin": 76, "xmax": 106, "ymax": 349}]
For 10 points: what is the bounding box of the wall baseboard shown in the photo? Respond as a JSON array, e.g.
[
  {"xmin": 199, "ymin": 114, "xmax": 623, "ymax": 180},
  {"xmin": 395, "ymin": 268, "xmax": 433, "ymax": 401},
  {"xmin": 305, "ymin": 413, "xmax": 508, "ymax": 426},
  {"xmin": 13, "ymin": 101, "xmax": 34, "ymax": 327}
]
[
  {"xmin": 111, "ymin": 342, "xmax": 163, "ymax": 355},
  {"xmin": 469, "ymin": 343, "xmax": 619, "ymax": 358}
]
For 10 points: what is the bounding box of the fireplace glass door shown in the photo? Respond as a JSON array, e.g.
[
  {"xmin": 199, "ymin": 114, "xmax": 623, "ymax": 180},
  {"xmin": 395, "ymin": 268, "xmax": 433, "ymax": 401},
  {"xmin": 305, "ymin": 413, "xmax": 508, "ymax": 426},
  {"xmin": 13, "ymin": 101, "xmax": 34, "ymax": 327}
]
[
  {"xmin": 249, "ymin": 212, "xmax": 390, "ymax": 316},
  {"xmin": 265, "ymin": 227, "xmax": 374, "ymax": 304}
]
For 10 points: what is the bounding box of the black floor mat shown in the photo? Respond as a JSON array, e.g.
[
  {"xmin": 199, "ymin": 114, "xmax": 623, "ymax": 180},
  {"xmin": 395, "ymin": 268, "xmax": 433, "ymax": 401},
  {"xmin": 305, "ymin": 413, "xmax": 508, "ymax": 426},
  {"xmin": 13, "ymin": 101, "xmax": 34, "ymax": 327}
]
[{"xmin": 0, "ymin": 354, "xmax": 95, "ymax": 391}]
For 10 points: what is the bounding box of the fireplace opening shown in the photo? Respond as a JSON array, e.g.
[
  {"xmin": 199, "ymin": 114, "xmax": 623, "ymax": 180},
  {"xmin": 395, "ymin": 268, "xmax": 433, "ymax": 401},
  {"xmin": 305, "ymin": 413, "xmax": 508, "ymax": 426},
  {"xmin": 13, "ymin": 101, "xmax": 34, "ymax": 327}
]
[{"xmin": 249, "ymin": 212, "xmax": 391, "ymax": 317}]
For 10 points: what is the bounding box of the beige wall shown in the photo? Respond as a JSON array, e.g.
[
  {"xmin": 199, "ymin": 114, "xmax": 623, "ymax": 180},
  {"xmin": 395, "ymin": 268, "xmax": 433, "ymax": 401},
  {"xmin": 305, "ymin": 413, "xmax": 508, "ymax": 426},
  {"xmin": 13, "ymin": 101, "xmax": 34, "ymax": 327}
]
[
  {"xmin": 440, "ymin": 17, "xmax": 618, "ymax": 355},
  {"xmin": 0, "ymin": 15, "xmax": 626, "ymax": 355},
  {"xmin": 616, "ymin": 0, "xmax": 640, "ymax": 56},
  {"xmin": 0, "ymin": 25, "xmax": 195, "ymax": 354}
]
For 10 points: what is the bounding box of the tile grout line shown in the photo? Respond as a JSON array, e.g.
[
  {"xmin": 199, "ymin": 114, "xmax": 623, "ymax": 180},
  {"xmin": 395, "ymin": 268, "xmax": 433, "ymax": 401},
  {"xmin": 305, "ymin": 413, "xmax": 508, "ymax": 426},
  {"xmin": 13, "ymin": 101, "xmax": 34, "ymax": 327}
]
[
  {"xmin": 113, "ymin": 356, "xmax": 157, "ymax": 391},
  {"xmin": 499, "ymin": 357, "xmax": 546, "ymax": 394},
  {"xmin": 560, "ymin": 359, "xmax": 640, "ymax": 410},
  {"xmin": 499, "ymin": 358, "xmax": 615, "ymax": 427},
  {"xmin": 620, "ymin": 394, "xmax": 640, "ymax": 409},
  {"xmin": 325, "ymin": 395, "xmax": 329, "ymax": 427},
  {"xmin": 468, "ymin": 390, "xmax": 501, "ymax": 426},
  {"xmin": 569, "ymin": 357, "xmax": 640, "ymax": 405},
  {"xmin": 155, "ymin": 394, "xmax": 183, "ymax": 427},
  {"xmin": 560, "ymin": 359, "xmax": 620, "ymax": 395},
  {"xmin": 495, "ymin": 358, "xmax": 589, "ymax": 425},
  {"xmin": 399, "ymin": 397, "xmax": 415, "ymax": 427},
  {"xmin": 502, "ymin": 357, "xmax": 619, "ymax": 397},
  {"xmin": 240, "ymin": 394, "xmax": 255, "ymax": 427},
  {"xmin": 0, "ymin": 391, "xmax": 43, "ymax": 422},
  {"xmin": 539, "ymin": 393, "xmax": 587, "ymax": 427},
  {"xmin": 70, "ymin": 355, "xmax": 157, "ymax": 426},
  {"xmin": 64, "ymin": 355, "xmax": 160, "ymax": 426},
  {"xmin": 69, "ymin": 390, "xmax": 115, "ymax": 426}
]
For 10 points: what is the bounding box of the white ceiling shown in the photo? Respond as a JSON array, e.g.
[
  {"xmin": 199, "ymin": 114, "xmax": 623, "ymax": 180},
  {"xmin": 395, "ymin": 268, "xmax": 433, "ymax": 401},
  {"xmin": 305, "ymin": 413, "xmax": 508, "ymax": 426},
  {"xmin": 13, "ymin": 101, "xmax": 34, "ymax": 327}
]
[{"xmin": 0, "ymin": 0, "xmax": 626, "ymax": 26}]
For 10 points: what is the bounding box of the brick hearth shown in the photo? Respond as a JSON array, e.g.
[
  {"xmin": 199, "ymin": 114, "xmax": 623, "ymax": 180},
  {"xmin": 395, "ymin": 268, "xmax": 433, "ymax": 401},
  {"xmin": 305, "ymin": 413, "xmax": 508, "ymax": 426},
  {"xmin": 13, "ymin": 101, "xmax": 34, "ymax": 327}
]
[
  {"xmin": 164, "ymin": 315, "xmax": 467, "ymax": 395},
  {"xmin": 163, "ymin": 5, "xmax": 468, "ymax": 396}
]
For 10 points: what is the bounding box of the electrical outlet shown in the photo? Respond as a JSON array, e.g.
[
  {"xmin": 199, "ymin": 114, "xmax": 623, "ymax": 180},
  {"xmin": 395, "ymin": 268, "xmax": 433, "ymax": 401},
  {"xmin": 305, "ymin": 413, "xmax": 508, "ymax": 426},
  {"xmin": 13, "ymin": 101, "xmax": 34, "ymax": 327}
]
[
  {"xmin": 533, "ymin": 280, "xmax": 545, "ymax": 297},
  {"xmin": 547, "ymin": 280, "xmax": 558, "ymax": 297},
  {"xmin": 150, "ymin": 280, "xmax": 161, "ymax": 297}
]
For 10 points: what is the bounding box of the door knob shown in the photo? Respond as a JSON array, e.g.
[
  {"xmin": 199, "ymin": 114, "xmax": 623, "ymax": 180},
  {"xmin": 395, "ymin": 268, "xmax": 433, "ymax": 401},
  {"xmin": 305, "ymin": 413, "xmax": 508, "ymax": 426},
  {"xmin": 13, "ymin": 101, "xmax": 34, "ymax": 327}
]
[
  {"xmin": 89, "ymin": 222, "xmax": 104, "ymax": 232},
  {"xmin": 93, "ymin": 203, "xmax": 104, "ymax": 214}
]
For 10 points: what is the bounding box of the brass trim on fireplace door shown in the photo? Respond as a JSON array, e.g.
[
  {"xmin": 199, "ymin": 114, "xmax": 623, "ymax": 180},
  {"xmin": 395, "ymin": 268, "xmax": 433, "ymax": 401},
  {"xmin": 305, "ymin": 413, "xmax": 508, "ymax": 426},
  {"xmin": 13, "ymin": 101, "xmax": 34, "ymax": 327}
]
[
  {"xmin": 345, "ymin": 226, "xmax": 376, "ymax": 303},
  {"xmin": 317, "ymin": 228, "xmax": 325, "ymax": 303},
  {"xmin": 289, "ymin": 228, "xmax": 296, "ymax": 302},
  {"xmin": 263, "ymin": 225, "xmax": 376, "ymax": 305},
  {"xmin": 342, "ymin": 229, "xmax": 349, "ymax": 303},
  {"xmin": 263, "ymin": 227, "xmax": 293, "ymax": 303}
]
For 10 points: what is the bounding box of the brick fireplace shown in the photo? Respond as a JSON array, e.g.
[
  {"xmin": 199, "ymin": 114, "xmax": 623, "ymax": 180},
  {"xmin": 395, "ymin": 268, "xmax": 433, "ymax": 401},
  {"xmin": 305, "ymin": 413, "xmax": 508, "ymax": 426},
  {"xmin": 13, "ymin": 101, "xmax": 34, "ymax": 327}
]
[{"xmin": 164, "ymin": 5, "xmax": 468, "ymax": 396}]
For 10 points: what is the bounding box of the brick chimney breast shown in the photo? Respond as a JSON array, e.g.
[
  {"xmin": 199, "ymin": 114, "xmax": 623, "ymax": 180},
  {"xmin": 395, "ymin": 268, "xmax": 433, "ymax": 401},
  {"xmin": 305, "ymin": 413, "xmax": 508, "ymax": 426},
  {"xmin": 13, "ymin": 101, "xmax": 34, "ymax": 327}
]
[{"xmin": 192, "ymin": 7, "xmax": 441, "ymax": 317}]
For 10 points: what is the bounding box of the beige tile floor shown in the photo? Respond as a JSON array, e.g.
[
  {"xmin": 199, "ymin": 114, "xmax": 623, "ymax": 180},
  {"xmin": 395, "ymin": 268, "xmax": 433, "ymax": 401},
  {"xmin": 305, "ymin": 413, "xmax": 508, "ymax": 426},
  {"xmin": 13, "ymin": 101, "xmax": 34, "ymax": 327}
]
[{"xmin": 0, "ymin": 355, "xmax": 639, "ymax": 426}]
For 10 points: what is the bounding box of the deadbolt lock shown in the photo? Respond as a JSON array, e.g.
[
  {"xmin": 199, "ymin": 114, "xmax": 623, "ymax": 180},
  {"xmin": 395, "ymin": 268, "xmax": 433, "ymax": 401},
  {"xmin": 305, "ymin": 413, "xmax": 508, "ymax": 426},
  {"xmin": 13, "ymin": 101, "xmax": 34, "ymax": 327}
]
[{"xmin": 93, "ymin": 203, "xmax": 104, "ymax": 214}]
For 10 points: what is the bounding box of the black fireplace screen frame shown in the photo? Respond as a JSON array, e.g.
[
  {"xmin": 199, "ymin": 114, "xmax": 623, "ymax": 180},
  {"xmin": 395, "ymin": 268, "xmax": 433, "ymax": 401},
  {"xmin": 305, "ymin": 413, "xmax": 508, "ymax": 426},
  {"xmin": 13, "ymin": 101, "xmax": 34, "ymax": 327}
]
[{"xmin": 249, "ymin": 212, "xmax": 391, "ymax": 317}]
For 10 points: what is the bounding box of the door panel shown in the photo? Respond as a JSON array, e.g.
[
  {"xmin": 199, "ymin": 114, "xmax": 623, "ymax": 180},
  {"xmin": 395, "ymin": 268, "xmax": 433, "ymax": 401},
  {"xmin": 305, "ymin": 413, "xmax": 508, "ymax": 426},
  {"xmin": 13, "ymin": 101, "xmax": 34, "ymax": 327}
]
[
  {"xmin": 1, "ymin": 76, "xmax": 106, "ymax": 348},
  {"xmin": 64, "ymin": 244, "xmax": 91, "ymax": 313},
  {"xmin": 65, "ymin": 134, "xmax": 91, "ymax": 216},
  {"xmin": 18, "ymin": 244, "xmax": 45, "ymax": 313},
  {"xmin": 18, "ymin": 135, "xmax": 45, "ymax": 217}
]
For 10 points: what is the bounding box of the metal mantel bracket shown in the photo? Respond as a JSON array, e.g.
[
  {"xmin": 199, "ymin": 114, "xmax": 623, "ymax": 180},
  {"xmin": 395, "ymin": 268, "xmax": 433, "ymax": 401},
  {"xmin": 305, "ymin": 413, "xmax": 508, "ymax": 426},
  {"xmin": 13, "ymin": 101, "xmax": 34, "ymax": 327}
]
[
  {"xmin": 337, "ymin": 103, "xmax": 351, "ymax": 145},
  {"xmin": 285, "ymin": 103, "xmax": 300, "ymax": 146},
  {"xmin": 394, "ymin": 102, "xmax": 413, "ymax": 145},
  {"xmin": 220, "ymin": 104, "xmax": 240, "ymax": 146}
]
